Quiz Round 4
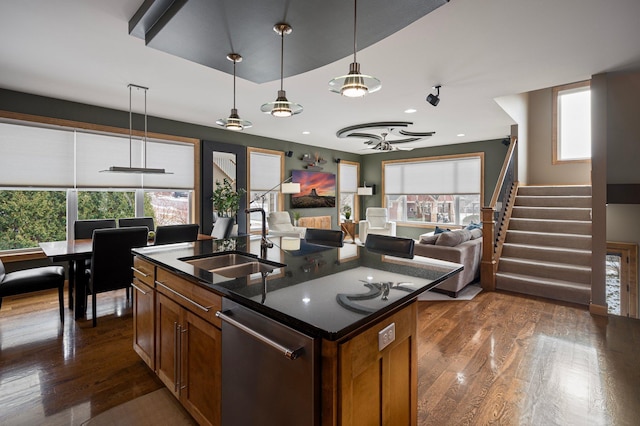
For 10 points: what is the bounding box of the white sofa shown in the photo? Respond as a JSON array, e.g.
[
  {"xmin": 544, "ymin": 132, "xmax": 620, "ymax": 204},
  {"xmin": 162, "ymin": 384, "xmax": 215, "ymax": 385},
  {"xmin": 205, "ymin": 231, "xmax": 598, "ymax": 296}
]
[
  {"xmin": 359, "ymin": 207, "xmax": 396, "ymax": 243},
  {"xmin": 267, "ymin": 211, "xmax": 306, "ymax": 238}
]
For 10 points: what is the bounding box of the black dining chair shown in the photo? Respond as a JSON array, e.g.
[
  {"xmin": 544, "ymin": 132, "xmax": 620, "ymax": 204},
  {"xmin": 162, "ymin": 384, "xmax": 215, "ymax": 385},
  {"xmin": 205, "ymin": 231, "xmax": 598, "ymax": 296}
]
[
  {"xmin": 304, "ymin": 228, "xmax": 345, "ymax": 247},
  {"xmin": 87, "ymin": 227, "xmax": 148, "ymax": 327},
  {"xmin": 154, "ymin": 224, "xmax": 200, "ymax": 245},
  {"xmin": 118, "ymin": 217, "xmax": 155, "ymax": 232},
  {"xmin": 69, "ymin": 219, "xmax": 117, "ymax": 309},
  {"xmin": 211, "ymin": 217, "xmax": 234, "ymax": 239},
  {"xmin": 0, "ymin": 258, "xmax": 65, "ymax": 323},
  {"xmin": 364, "ymin": 234, "xmax": 415, "ymax": 259}
]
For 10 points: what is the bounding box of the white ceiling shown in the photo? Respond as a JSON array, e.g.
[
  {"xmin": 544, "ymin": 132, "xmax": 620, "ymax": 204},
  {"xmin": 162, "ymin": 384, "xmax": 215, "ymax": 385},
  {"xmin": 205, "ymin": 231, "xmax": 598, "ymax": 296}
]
[{"xmin": 1, "ymin": 0, "xmax": 640, "ymax": 154}]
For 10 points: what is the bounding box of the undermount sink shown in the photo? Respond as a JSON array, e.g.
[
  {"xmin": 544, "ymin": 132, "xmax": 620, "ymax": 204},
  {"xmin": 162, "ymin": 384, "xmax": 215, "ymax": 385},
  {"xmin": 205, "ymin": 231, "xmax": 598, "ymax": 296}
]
[{"xmin": 181, "ymin": 252, "xmax": 285, "ymax": 278}]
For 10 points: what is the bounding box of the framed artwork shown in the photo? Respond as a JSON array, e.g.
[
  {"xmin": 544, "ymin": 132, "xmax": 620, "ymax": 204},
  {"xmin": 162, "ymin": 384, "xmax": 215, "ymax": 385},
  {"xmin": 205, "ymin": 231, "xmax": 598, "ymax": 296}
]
[{"xmin": 291, "ymin": 170, "xmax": 336, "ymax": 208}]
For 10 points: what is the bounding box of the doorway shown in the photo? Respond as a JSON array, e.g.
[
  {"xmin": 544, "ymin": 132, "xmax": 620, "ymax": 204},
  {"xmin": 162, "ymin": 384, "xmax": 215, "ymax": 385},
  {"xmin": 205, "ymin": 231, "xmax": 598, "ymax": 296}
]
[{"xmin": 606, "ymin": 241, "xmax": 638, "ymax": 318}]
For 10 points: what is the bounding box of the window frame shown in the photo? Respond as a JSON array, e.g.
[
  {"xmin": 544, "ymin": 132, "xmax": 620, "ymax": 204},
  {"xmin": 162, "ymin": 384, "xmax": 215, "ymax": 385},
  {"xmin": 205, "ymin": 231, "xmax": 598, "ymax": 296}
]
[
  {"xmin": 382, "ymin": 153, "xmax": 484, "ymax": 228},
  {"xmin": 338, "ymin": 160, "xmax": 360, "ymax": 223},
  {"xmin": 552, "ymin": 80, "xmax": 592, "ymax": 165}
]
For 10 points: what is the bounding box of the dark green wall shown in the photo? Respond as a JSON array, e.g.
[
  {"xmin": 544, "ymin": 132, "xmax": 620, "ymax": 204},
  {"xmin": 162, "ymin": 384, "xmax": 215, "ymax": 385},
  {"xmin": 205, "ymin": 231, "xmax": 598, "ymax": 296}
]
[{"xmin": 0, "ymin": 88, "xmax": 508, "ymax": 239}]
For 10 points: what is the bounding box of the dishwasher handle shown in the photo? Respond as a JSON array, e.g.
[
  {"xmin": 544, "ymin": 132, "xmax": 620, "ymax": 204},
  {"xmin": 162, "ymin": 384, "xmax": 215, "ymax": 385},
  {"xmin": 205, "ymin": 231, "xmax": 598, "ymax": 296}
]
[{"xmin": 216, "ymin": 310, "xmax": 304, "ymax": 360}]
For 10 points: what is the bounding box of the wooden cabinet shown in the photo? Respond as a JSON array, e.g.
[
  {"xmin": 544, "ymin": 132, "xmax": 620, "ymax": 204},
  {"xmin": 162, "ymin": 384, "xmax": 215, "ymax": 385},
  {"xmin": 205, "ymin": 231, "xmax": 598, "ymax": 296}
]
[
  {"xmin": 322, "ymin": 301, "xmax": 418, "ymax": 426},
  {"xmin": 132, "ymin": 257, "xmax": 156, "ymax": 370},
  {"xmin": 155, "ymin": 268, "xmax": 222, "ymax": 426}
]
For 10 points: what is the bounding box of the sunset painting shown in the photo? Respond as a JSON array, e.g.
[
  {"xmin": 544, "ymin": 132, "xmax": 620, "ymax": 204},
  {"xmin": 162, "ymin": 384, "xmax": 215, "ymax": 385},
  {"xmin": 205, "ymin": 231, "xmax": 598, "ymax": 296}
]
[{"xmin": 291, "ymin": 170, "xmax": 336, "ymax": 208}]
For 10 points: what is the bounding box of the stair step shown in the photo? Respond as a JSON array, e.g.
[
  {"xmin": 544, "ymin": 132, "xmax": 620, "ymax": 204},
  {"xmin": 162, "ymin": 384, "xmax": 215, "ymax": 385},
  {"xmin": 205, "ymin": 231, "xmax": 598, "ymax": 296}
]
[
  {"xmin": 515, "ymin": 195, "xmax": 591, "ymax": 208},
  {"xmin": 517, "ymin": 185, "xmax": 592, "ymax": 197},
  {"xmin": 505, "ymin": 230, "xmax": 592, "ymax": 250},
  {"xmin": 501, "ymin": 243, "xmax": 591, "ymax": 267},
  {"xmin": 511, "ymin": 206, "xmax": 592, "ymax": 221},
  {"xmin": 496, "ymin": 272, "xmax": 591, "ymax": 305},
  {"xmin": 508, "ymin": 218, "xmax": 591, "ymax": 235},
  {"xmin": 498, "ymin": 257, "xmax": 591, "ymax": 284}
]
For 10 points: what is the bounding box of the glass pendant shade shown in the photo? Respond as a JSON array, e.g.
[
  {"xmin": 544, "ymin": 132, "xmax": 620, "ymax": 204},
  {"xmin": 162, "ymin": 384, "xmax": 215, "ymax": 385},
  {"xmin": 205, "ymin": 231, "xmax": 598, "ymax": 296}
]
[
  {"xmin": 217, "ymin": 53, "xmax": 252, "ymax": 131},
  {"xmin": 261, "ymin": 23, "xmax": 303, "ymax": 117},
  {"xmin": 329, "ymin": 0, "xmax": 380, "ymax": 97}
]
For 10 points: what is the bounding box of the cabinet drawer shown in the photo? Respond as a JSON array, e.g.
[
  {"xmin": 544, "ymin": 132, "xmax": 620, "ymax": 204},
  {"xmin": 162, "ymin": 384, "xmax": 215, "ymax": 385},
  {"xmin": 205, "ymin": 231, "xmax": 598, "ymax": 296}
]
[
  {"xmin": 156, "ymin": 267, "xmax": 222, "ymax": 327},
  {"xmin": 133, "ymin": 257, "xmax": 155, "ymax": 286}
]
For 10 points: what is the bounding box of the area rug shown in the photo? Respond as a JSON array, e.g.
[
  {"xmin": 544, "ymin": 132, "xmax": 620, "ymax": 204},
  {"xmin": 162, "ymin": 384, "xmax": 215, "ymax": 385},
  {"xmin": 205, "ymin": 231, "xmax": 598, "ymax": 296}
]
[
  {"xmin": 418, "ymin": 283, "xmax": 482, "ymax": 301},
  {"xmin": 82, "ymin": 388, "xmax": 196, "ymax": 426}
]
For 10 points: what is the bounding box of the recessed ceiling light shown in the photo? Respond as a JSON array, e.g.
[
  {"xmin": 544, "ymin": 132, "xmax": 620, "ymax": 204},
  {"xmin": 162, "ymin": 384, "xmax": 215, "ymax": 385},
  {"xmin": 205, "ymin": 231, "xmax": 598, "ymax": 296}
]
[
  {"xmin": 404, "ymin": 108, "xmax": 417, "ymax": 114},
  {"xmin": 302, "ymin": 131, "xmax": 310, "ymax": 135},
  {"xmin": 457, "ymin": 133, "xmax": 465, "ymax": 137}
]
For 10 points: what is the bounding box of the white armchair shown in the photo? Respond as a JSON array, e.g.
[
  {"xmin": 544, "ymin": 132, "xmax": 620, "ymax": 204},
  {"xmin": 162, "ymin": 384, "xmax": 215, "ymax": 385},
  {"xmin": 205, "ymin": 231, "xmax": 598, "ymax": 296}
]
[
  {"xmin": 359, "ymin": 207, "xmax": 396, "ymax": 243},
  {"xmin": 267, "ymin": 211, "xmax": 306, "ymax": 238}
]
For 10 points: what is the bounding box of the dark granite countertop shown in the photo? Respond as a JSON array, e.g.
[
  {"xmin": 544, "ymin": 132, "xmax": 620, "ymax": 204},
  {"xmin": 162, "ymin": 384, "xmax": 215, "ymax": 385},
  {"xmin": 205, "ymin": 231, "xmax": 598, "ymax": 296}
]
[{"xmin": 133, "ymin": 236, "xmax": 462, "ymax": 341}]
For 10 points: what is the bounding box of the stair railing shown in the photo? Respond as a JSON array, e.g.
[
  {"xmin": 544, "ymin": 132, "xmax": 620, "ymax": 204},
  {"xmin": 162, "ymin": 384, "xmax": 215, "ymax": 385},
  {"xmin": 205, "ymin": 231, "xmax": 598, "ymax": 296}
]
[{"xmin": 481, "ymin": 137, "xmax": 518, "ymax": 291}]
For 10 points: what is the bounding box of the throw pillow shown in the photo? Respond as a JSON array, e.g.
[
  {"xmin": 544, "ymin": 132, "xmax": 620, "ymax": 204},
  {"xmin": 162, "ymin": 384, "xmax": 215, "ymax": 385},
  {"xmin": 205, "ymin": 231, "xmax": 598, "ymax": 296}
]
[
  {"xmin": 435, "ymin": 230, "xmax": 465, "ymax": 246},
  {"xmin": 420, "ymin": 234, "xmax": 439, "ymax": 245},
  {"xmin": 465, "ymin": 222, "xmax": 482, "ymax": 230},
  {"xmin": 434, "ymin": 226, "xmax": 451, "ymax": 234},
  {"xmin": 457, "ymin": 229, "xmax": 473, "ymax": 243},
  {"xmin": 470, "ymin": 228, "xmax": 483, "ymax": 239}
]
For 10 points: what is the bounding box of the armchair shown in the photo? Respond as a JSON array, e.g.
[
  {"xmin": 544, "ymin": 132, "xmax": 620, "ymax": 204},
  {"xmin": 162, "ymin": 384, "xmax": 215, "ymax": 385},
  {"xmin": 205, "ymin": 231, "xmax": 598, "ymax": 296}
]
[
  {"xmin": 359, "ymin": 207, "xmax": 396, "ymax": 243},
  {"xmin": 267, "ymin": 211, "xmax": 306, "ymax": 238}
]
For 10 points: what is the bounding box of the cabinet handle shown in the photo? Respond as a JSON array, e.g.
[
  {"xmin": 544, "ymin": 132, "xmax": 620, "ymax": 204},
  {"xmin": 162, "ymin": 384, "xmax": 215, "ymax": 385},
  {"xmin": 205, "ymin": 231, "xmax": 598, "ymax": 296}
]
[
  {"xmin": 156, "ymin": 281, "xmax": 211, "ymax": 313},
  {"xmin": 173, "ymin": 322, "xmax": 179, "ymax": 393},
  {"xmin": 131, "ymin": 267, "xmax": 150, "ymax": 277},
  {"xmin": 179, "ymin": 327, "xmax": 188, "ymax": 391},
  {"xmin": 131, "ymin": 282, "xmax": 149, "ymax": 295},
  {"xmin": 216, "ymin": 310, "xmax": 303, "ymax": 360}
]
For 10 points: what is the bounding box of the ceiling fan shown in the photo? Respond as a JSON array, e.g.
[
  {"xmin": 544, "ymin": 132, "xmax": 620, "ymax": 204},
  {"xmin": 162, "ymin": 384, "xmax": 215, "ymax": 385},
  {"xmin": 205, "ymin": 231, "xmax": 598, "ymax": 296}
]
[
  {"xmin": 365, "ymin": 133, "xmax": 414, "ymax": 151},
  {"xmin": 336, "ymin": 121, "xmax": 435, "ymax": 153}
]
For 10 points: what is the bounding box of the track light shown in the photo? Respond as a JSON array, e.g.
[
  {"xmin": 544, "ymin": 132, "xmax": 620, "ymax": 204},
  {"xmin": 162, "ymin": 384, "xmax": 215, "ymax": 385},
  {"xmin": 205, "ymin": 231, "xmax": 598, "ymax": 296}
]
[{"xmin": 426, "ymin": 85, "xmax": 441, "ymax": 107}]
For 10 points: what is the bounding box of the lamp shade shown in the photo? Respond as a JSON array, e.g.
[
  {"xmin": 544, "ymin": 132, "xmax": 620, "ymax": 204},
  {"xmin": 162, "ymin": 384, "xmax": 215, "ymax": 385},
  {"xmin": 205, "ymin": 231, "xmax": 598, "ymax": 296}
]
[
  {"xmin": 281, "ymin": 182, "xmax": 301, "ymax": 194},
  {"xmin": 357, "ymin": 186, "xmax": 373, "ymax": 196}
]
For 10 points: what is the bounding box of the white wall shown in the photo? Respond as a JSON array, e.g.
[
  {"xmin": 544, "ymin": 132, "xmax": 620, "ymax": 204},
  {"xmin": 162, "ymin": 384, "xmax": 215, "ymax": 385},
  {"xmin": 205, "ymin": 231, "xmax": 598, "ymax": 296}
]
[
  {"xmin": 495, "ymin": 93, "xmax": 528, "ymax": 184},
  {"xmin": 527, "ymin": 88, "xmax": 591, "ymax": 185}
]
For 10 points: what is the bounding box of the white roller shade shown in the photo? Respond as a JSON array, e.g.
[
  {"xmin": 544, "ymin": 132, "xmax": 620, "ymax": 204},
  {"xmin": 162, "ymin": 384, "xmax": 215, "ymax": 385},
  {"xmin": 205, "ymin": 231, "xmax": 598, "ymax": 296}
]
[
  {"xmin": 385, "ymin": 157, "xmax": 481, "ymax": 194},
  {"xmin": 250, "ymin": 151, "xmax": 281, "ymax": 191},
  {"xmin": 143, "ymin": 140, "xmax": 194, "ymax": 189},
  {"xmin": 0, "ymin": 122, "xmax": 74, "ymax": 187},
  {"xmin": 339, "ymin": 163, "xmax": 358, "ymax": 192}
]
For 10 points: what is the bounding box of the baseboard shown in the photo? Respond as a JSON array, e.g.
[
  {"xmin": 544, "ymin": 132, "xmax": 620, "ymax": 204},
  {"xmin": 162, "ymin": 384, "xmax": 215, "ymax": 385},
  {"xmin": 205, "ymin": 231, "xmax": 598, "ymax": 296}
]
[{"xmin": 589, "ymin": 303, "xmax": 608, "ymax": 316}]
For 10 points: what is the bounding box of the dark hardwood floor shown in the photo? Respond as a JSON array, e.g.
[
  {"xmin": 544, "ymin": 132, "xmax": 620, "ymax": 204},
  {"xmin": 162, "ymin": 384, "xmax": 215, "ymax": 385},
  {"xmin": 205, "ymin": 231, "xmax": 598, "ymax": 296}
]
[{"xmin": 1, "ymin": 286, "xmax": 639, "ymax": 425}]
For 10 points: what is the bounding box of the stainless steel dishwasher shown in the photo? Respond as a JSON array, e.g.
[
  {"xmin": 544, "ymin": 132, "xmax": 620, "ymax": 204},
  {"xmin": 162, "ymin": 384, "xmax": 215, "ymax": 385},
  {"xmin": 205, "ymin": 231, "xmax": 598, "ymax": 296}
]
[{"xmin": 216, "ymin": 298, "xmax": 320, "ymax": 426}]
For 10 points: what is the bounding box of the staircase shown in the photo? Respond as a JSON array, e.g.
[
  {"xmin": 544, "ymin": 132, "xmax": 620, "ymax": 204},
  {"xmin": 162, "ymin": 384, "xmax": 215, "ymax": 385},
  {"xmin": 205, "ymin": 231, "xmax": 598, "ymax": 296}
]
[{"xmin": 496, "ymin": 185, "xmax": 592, "ymax": 305}]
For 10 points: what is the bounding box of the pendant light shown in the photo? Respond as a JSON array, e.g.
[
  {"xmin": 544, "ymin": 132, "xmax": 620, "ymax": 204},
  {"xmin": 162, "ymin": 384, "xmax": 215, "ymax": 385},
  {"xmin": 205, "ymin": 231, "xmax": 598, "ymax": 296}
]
[
  {"xmin": 260, "ymin": 23, "xmax": 303, "ymax": 117},
  {"xmin": 216, "ymin": 53, "xmax": 252, "ymax": 131},
  {"xmin": 101, "ymin": 84, "xmax": 171, "ymax": 174},
  {"xmin": 328, "ymin": 0, "xmax": 381, "ymax": 97}
]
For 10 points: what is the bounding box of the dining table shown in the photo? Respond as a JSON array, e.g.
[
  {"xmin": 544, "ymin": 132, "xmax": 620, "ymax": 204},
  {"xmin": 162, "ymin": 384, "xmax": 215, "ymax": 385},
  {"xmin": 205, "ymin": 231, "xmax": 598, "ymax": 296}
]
[{"xmin": 39, "ymin": 239, "xmax": 93, "ymax": 320}]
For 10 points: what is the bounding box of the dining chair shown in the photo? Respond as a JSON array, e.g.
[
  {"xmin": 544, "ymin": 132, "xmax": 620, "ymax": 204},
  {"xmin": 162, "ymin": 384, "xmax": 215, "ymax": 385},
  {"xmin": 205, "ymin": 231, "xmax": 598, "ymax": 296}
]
[
  {"xmin": 364, "ymin": 234, "xmax": 415, "ymax": 259},
  {"xmin": 304, "ymin": 228, "xmax": 345, "ymax": 247},
  {"xmin": 0, "ymin": 258, "xmax": 65, "ymax": 323},
  {"xmin": 87, "ymin": 226, "xmax": 148, "ymax": 327},
  {"xmin": 118, "ymin": 217, "xmax": 155, "ymax": 232},
  {"xmin": 154, "ymin": 224, "xmax": 200, "ymax": 245},
  {"xmin": 69, "ymin": 219, "xmax": 117, "ymax": 309},
  {"xmin": 211, "ymin": 217, "xmax": 234, "ymax": 239}
]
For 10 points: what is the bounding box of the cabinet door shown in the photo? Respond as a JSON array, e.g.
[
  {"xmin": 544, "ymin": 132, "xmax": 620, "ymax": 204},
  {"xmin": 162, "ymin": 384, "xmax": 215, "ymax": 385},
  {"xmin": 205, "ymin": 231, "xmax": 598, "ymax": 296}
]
[
  {"xmin": 180, "ymin": 310, "xmax": 221, "ymax": 426},
  {"xmin": 132, "ymin": 277, "xmax": 155, "ymax": 370},
  {"xmin": 339, "ymin": 302, "xmax": 417, "ymax": 426},
  {"xmin": 156, "ymin": 293, "xmax": 181, "ymax": 397}
]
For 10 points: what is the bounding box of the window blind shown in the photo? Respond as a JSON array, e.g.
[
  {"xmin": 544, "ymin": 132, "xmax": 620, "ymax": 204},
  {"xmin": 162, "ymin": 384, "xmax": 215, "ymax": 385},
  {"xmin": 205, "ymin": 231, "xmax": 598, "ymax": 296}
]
[
  {"xmin": 339, "ymin": 163, "xmax": 358, "ymax": 193},
  {"xmin": 385, "ymin": 157, "xmax": 481, "ymax": 194},
  {"xmin": 250, "ymin": 151, "xmax": 282, "ymax": 191}
]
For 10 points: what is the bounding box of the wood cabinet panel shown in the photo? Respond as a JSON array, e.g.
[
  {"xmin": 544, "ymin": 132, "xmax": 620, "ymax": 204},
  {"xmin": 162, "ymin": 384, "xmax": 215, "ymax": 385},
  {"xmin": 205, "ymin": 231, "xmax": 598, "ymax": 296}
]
[
  {"xmin": 156, "ymin": 267, "xmax": 222, "ymax": 327},
  {"xmin": 298, "ymin": 215, "xmax": 332, "ymax": 229},
  {"xmin": 132, "ymin": 277, "xmax": 155, "ymax": 370},
  {"xmin": 156, "ymin": 293, "xmax": 181, "ymax": 398},
  {"xmin": 133, "ymin": 257, "xmax": 155, "ymax": 286}
]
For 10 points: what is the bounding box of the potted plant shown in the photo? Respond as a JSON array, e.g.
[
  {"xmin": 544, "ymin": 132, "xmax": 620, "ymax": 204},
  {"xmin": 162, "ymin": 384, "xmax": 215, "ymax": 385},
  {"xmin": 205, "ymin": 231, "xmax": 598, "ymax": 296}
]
[
  {"xmin": 291, "ymin": 211, "xmax": 301, "ymax": 226},
  {"xmin": 212, "ymin": 178, "xmax": 246, "ymax": 219},
  {"xmin": 342, "ymin": 205, "xmax": 352, "ymax": 222}
]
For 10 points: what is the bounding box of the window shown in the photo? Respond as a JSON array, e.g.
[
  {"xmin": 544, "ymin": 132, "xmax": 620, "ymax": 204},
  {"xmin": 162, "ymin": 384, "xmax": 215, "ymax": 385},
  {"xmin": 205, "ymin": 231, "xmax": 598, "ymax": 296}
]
[
  {"xmin": 248, "ymin": 148, "xmax": 284, "ymax": 233},
  {"xmin": 383, "ymin": 154, "xmax": 483, "ymax": 226},
  {"xmin": 553, "ymin": 81, "xmax": 591, "ymax": 163},
  {"xmin": 0, "ymin": 117, "xmax": 195, "ymax": 252},
  {"xmin": 339, "ymin": 161, "xmax": 359, "ymax": 222}
]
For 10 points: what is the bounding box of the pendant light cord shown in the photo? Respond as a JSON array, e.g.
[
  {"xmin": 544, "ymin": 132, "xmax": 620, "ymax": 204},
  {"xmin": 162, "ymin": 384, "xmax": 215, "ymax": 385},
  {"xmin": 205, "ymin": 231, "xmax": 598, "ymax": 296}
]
[
  {"xmin": 280, "ymin": 30, "xmax": 284, "ymax": 91},
  {"xmin": 233, "ymin": 59, "xmax": 237, "ymax": 109},
  {"xmin": 352, "ymin": 0, "xmax": 358, "ymax": 63},
  {"xmin": 128, "ymin": 85, "xmax": 132, "ymax": 168}
]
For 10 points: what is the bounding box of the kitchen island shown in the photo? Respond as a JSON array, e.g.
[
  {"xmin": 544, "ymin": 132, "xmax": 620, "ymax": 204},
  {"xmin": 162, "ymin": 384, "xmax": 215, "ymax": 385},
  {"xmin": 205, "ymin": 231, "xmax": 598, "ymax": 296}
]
[{"xmin": 131, "ymin": 236, "xmax": 462, "ymax": 426}]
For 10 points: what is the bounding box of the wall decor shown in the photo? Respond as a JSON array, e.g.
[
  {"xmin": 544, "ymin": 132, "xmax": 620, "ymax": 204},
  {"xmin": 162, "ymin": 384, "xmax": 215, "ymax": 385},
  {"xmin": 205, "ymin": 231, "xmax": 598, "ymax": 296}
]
[{"xmin": 291, "ymin": 170, "xmax": 336, "ymax": 208}]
